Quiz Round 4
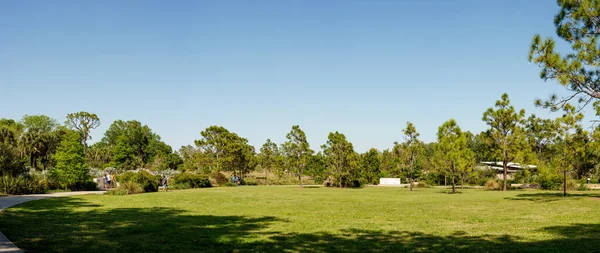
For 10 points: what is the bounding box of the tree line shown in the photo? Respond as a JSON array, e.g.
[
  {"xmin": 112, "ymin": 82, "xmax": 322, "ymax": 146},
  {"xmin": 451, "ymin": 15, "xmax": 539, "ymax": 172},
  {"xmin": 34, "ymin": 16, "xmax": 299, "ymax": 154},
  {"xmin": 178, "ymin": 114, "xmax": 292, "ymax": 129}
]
[{"xmin": 1, "ymin": 92, "xmax": 599, "ymax": 193}]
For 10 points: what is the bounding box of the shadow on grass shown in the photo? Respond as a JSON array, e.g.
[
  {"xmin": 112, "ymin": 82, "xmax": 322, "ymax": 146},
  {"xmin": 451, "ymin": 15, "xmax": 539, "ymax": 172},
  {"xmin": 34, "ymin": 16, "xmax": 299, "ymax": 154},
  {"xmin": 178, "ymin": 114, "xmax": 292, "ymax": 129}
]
[
  {"xmin": 1, "ymin": 197, "xmax": 599, "ymax": 253},
  {"xmin": 505, "ymin": 192, "xmax": 600, "ymax": 202}
]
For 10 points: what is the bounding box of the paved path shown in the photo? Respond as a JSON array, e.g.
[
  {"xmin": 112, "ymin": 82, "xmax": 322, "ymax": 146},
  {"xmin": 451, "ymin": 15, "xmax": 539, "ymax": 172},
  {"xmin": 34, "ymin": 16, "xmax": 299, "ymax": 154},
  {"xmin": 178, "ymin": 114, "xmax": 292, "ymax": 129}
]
[{"xmin": 0, "ymin": 191, "xmax": 105, "ymax": 253}]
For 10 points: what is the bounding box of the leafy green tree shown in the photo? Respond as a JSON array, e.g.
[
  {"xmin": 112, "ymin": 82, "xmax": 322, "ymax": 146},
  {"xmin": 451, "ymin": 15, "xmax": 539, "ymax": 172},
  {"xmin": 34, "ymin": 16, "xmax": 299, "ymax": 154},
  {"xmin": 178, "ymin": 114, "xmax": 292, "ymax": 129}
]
[
  {"xmin": 360, "ymin": 148, "xmax": 381, "ymax": 184},
  {"xmin": 282, "ymin": 125, "xmax": 313, "ymax": 187},
  {"xmin": 482, "ymin": 93, "xmax": 530, "ymax": 191},
  {"xmin": 321, "ymin": 131, "xmax": 356, "ymax": 187},
  {"xmin": 19, "ymin": 115, "xmax": 61, "ymax": 170},
  {"xmin": 194, "ymin": 126, "xmax": 235, "ymax": 171},
  {"xmin": 526, "ymin": 114, "xmax": 559, "ymax": 162},
  {"xmin": 65, "ymin": 111, "xmax": 100, "ymax": 154},
  {"xmin": 529, "ymin": 0, "xmax": 600, "ymax": 108},
  {"xmin": 401, "ymin": 122, "xmax": 423, "ymax": 191},
  {"xmin": 555, "ymin": 104, "xmax": 587, "ymax": 196},
  {"xmin": 259, "ymin": 139, "xmax": 278, "ymax": 185},
  {"xmin": 52, "ymin": 130, "xmax": 88, "ymax": 188},
  {"xmin": 435, "ymin": 119, "xmax": 473, "ymax": 193},
  {"xmin": 305, "ymin": 152, "xmax": 326, "ymax": 183}
]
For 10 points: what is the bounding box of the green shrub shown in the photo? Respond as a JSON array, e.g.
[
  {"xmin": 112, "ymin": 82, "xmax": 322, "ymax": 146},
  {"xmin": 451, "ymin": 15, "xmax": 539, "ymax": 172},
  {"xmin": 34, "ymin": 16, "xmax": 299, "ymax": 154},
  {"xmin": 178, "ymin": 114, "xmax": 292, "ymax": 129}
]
[
  {"xmin": 173, "ymin": 173, "xmax": 211, "ymax": 188},
  {"xmin": 210, "ymin": 171, "xmax": 229, "ymax": 185},
  {"xmin": 539, "ymin": 173, "xmax": 563, "ymax": 190},
  {"xmin": 117, "ymin": 171, "xmax": 160, "ymax": 192},
  {"xmin": 0, "ymin": 175, "xmax": 47, "ymax": 195},
  {"xmin": 242, "ymin": 177, "xmax": 258, "ymax": 186},
  {"xmin": 224, "ymin": 182, "xmax": 237, "ymax": 187},
  {"xmin": 484, "ymin": 180, "xmax": 501, "ymax": 190},
  {"xmin": 413, "ymin": 182, "xmax": 430, "ymax": 188},
  {"xmin": 577, "ymin": 183, "xmax": 590, "ymax": 191},
  {"xmin": 559, "ymin": 179, "xmax": 579, "ymax": 191},
  {"xmin": 106, "ymin": 188, "xmax": 128, "ymax": 195}
]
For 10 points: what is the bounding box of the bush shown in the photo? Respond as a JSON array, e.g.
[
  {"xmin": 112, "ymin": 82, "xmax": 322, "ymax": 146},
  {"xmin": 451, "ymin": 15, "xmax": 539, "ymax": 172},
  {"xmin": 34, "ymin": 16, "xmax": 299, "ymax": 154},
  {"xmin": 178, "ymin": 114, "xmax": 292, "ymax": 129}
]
[
  {"xmin": 117, "ymin": 171, "xmax": 160, "ymax": 192},
  {"xmin": 224, "ymin": 182, "xmax": 237, "ymax": 187},
  {"xmin": 106, "ymin": 188, "xmax": 128, "ymax": 195},
  {"xmin": 559, "ymin": 179, "xmax": 579, "ymax": 191},
  {"xmin": 68, "ymin": 181, "xmax": 98, "ymax": 191},
  {"xmin": 484, "ymin": 180, "xmax": 501, "ymax": 190},
  {"xmin": 173, "ymin": 173, "xmax": 211, "ymax": 188},
  {"xmin": 0, "ymin": 175, "xmax": 47, "ymax": 195},
  {"xmin": 242, "ymin": 177, "xmax": 258, "ymax": 186},
  {"xmin": 539, "ymin": 174, "xmax": 563, "ymax": 190},
  {"xmin": 413, "ymin": 182, "xmax": 430, "ymax": 188},
  {"xmin": 210, "ymin": 171, "xmax": 229, "ymax": 185},
  {"xmin": 170, "ymin": 183, "xmax": 191, "ymax": 190},
  {"xmin": 106, "ymin": 181, "xmax": 145, "ymax": 195}
]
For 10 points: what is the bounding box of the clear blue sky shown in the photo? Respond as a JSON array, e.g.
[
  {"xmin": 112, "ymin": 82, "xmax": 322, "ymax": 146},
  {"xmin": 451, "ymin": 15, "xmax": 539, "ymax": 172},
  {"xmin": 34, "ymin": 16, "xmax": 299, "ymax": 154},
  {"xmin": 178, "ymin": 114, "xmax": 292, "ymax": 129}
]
[{"xmin": 0, "ymin": 0, "xmax": 592, "ymax": 152}]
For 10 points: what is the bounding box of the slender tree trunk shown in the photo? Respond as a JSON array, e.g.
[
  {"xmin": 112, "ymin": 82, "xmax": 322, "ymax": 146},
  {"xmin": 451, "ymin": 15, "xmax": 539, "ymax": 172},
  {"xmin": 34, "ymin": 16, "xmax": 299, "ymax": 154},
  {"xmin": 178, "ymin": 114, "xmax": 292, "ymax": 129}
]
[
  {"xmin": 451, "ymin": 163, "xmax": 456, "ymax": 193},
  {"xmin": 83, "ymin": 133, "xmax": 87, "ymax": 154},
  {"xmin": 298, "ymin": 167, "xmax": 302, "ymax": 188},
  {"xmin": 444, "ymin": 174, "xmax": 447, "ymax": 186},
  {"xmin": 461, "ymin": 174, "xmax": 464, "ymax": 190},
  {"xmin": 265, "ymin": 167, "xmax": 269, "ymax": 186},
  {"xmin": 502, "ymin": 157, "xmax": 508, "ymax": 192},
  {"xmin": 502, "ymin": 148, "xmax": 508, "ymax": 191},
  {"xmin": 409, "ymin": 155, "xmax": 414, "ymax": 192},
  {"xmin": 563, "ymin": 169, "xmax": 567, "ymax": 197}
]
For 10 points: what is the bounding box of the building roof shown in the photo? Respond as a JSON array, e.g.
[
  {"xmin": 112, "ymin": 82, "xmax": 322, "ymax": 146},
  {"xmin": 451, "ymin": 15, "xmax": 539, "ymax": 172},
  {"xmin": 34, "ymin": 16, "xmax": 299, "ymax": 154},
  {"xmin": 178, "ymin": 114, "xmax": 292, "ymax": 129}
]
[{"xmin": 477, "ymin": 162, "xmax": 537, "ymax": 173}]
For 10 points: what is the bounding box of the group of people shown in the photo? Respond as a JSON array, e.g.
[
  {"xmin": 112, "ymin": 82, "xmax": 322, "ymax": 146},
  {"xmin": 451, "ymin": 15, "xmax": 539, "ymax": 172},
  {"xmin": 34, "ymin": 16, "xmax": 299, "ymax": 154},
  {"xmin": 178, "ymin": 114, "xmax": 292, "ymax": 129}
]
[
  {"xmin": 103, "ymin": 174, "xmax": 114, "ymax": 189},
  {"xmin": 231, "ymin": 175, "xmax": 241, "ymax": 185}
]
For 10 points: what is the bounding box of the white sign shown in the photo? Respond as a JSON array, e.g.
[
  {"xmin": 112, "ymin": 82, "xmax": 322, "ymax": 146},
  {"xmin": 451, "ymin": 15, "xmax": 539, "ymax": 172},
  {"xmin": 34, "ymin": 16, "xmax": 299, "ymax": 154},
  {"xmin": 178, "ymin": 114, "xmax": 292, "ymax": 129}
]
[{"xmin": 379, "ymin": 178, "xmax": 401, "ymax": 185}]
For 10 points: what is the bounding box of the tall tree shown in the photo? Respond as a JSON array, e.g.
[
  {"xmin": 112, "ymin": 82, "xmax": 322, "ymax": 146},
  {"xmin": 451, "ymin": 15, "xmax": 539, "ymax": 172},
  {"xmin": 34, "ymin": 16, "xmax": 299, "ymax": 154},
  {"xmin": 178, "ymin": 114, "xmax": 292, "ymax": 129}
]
[
  {"xmin": 52, "ymin": 130, "xmax": 88, "ymax": 188},
  {"xmin": 194, "ymin": 126, "xmax": 235, "ymax": 171},
  {"xmin": 282, "ymin": 125, "xmax": 312, "ymax": 187},
  {"xmin": 529, "ymin": 0, "xmax": 600, "ymax": 109},
  {"xmin": 259, "ymin": 139, "xmax": 278, "ymax": 186},
  {"xmin": 19, "ymin": 115, "xmax": 60, "ymax": 170},
  {"xmin": 65, "ymin": 111, "xmax": 100, "ymax": 154},
  {"xmin": 401, "ymin": 122, "xmax": 422, "ymax": 191},
  {"xmin": 482, "ymin": 93, "xmax": 530, "ymax": 191},
  {"xmin": 321, "ymin": 131, "xmax": 355, "ymax": 187},
  {"xmin": 555, "ymin": 104, "xmax": 586, "ymax": 196},
  {"xmin": 435, "ymin": 119, "xmax": 473, "ymax": 193},
  {"xmin": 360, "ymin": 148, "xmax": 381, "ymax": 184}
]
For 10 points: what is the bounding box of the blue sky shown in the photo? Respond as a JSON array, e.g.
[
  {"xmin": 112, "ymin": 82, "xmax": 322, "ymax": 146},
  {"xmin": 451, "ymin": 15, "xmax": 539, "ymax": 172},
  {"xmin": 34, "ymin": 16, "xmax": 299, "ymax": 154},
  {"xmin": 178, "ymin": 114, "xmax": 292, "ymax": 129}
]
[{"xmin": 0, "ymin": 0, "xmax": 592, "ymax": 152}]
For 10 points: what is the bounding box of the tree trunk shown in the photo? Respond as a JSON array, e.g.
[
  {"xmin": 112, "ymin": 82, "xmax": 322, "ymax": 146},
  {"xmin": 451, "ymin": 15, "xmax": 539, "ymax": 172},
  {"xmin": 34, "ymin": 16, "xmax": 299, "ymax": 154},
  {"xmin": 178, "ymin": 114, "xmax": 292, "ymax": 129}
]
[
  {"xmin": 409, "ymin": 155, "xmax": 414, "ymax": 192},
  {"xmin": 444, "ymin": 174, "xmax": 447, "ymax": 186},
  {"xmin": 265, "ymin": 167, "xmax": 269, "ymax": 186},
  {"xmin": 82, "ymin": 133, "xmax": 87, "ymax": 154},
  {"xmin": 502, "ymin": 159, "xmax": 508, "ymax": 192},
  {"xmin": 563, "ymin": 169, "xmax": 567, "ymax": 197},
  {"xmin": 451, "ymin": 163, "xmax": 456, "ymax": 193},
  {"xmin": 298, "ymin": 167, "xmax": 302, "ymax": 188},
  {"xmin": 461, "ymin": 173, "xmax": 464, "ymax": 190}
]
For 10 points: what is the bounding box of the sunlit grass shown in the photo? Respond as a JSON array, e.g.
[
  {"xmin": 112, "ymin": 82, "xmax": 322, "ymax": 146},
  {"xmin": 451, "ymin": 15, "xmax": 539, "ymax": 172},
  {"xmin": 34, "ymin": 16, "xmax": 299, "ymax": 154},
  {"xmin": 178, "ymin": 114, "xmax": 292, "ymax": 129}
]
[{"xmin": 1, "ymin": 186, "xmax": 599, "ymax": 252}]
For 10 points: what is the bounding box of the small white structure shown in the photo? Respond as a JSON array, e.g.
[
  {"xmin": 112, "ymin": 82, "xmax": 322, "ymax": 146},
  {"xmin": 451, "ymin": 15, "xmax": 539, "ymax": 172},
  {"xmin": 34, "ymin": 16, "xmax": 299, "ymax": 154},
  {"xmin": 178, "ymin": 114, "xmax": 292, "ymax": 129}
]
[{"xmin": 379, "ymin": 178, "xmax": 401, "ymax": 186}]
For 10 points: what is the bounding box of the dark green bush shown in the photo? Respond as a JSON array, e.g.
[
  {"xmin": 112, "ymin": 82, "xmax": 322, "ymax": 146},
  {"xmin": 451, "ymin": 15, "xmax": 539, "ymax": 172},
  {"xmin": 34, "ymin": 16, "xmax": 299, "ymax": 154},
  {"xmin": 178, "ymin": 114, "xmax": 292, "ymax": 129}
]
[
  {"xmin": 224, "ymin": 182, "xmax": 237, "ymax": 187},
  {"xmin": 173, "ymin": 173, "xmax": 211, "ymax": 188},
  {"xmin": 68, "ymin": 181, "xmax": 98, "ymax": 191},
  {"xmin": 117, "ymin": 170, "xmax": 160, "ymax": 192}
]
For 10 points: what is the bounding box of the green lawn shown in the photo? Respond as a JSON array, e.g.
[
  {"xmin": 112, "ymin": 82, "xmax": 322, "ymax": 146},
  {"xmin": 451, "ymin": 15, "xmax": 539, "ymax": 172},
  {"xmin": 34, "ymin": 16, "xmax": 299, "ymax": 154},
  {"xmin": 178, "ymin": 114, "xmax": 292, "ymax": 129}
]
[{"xmin": 1, "ymin": 186, "xmax": 599, "ymax": 253}]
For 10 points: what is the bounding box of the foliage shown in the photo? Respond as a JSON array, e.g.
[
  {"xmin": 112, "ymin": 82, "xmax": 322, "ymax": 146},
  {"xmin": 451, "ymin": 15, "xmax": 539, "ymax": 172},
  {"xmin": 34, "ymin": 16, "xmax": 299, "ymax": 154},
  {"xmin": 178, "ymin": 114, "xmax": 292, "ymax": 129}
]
[
  {"xmin": 434, "ymin": 119, "xmax": 474, "ymax": 193},
  {"xmin": 109, "ymin": 181, "xmax": 144, "ymax": 195},
  {"xmin": 483, "ymin": 180, "xmax": 502, "ymax": 190},
  {"xmin": 51, "ymin": 130, "xmax": 89, "ymax": 188},
  {"xmin": 482, "ymin": 93, "xmax": 531, "ymax": 191},
  {"xmin": 321, "ymin": 131, "xmax": 357, "ymax": 187},
  {"xmin": 65, "ymin": 111, "xmax": 100, "ymax": 154},
  {"xmin": 529, "ymin": 0, "xmax": 600, "ymax": 109},
  {"xmin": 282, "ymin": 125, "xmax": 313, "ymax": 187},
  {"xmin": 210, "ymin": 171, "xmax": 229, "ymax": 185},
  {"xmin": 173, "ymin": 173, "xmax": 211, "ymax": 188},
  {"xmin": 117, "ymin": 170, "xmax": 160, "ymax": 192},
  {"xmin": 259, "ymin": 139, "xmax": 279, "ymax": 186},
  {"xmin": 400, "ymin": 121, "xmax": 423, "ymax": 191},
  {"xmin": 0, "ymin": 174, "xmax": 47, "ymax": 195}
]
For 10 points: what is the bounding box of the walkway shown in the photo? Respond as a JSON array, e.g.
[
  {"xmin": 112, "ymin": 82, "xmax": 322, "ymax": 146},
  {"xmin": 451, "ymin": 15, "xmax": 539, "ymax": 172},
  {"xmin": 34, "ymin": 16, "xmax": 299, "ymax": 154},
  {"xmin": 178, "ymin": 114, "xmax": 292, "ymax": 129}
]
[{"xmin": 0, "ymin": 191, "xmax": 105, "ymax": 253}]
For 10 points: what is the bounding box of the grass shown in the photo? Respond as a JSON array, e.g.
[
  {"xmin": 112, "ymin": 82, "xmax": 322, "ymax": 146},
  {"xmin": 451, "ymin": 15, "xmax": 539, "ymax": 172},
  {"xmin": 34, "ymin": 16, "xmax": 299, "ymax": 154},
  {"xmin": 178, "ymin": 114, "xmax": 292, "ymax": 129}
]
[{"xmin": 1, "ymin": 187, "xmax": 600, "ymax": 252}]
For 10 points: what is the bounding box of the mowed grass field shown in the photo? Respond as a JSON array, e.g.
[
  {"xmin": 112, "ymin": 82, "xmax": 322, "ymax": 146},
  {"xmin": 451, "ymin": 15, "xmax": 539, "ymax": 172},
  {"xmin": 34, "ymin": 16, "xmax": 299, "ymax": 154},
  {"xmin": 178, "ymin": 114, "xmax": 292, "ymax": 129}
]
[{"xmin": 1, "ymin": 186, "xmax": 599, "ymax": 253}]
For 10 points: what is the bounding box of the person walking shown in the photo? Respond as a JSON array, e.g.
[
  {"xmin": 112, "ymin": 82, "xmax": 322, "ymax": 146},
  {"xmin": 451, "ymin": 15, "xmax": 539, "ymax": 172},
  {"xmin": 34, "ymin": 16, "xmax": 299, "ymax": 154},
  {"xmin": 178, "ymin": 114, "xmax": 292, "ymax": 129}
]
[{"xmin": 161, "ymin": 175, "xmax": 168, "ymax": 192}]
